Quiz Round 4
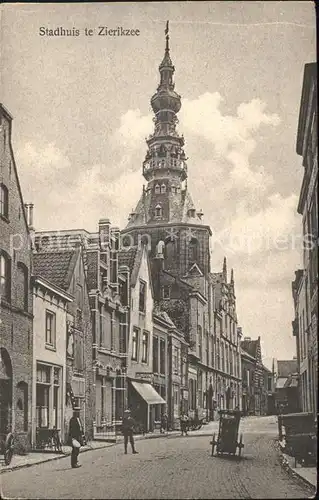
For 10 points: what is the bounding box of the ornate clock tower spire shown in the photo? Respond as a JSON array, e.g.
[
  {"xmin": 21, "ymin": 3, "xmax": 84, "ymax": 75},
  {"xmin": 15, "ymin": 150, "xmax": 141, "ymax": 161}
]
[{"xmin": 123, "ymin": 22, "xmax": 211, "ymax": 278}]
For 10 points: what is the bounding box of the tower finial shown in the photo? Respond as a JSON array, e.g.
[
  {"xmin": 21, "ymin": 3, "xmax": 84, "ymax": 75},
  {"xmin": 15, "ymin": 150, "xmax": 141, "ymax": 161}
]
[
  {"xmin": 165, "ymin": 20, "xmax": 169, "ymax": 51},
  {"xmin": 223, "ymin": 257, "xmax": 227, "ymax": 281}
]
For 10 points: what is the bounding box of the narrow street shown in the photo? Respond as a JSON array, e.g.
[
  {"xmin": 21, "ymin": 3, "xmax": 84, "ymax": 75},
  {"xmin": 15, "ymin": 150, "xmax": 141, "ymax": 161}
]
[{"xmin": 1, "ymin": 417, "xmax": 315, "ymax": 499}]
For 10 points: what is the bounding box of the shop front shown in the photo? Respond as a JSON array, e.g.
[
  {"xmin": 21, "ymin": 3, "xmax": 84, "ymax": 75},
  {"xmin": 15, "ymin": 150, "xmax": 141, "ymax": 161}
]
[{"xmin": 129, "ymin": 380, "xmax": 166, "ymax": 433}]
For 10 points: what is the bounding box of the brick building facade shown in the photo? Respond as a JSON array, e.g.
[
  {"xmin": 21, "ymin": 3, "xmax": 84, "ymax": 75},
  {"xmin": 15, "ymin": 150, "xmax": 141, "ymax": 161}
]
[
  {"xmin": 0, "ymin": 103, "xmax": 33, "ymax": 452},
  {"xmin": 293, "ymin": 62, "xmax": 318, "ymax": 416}
]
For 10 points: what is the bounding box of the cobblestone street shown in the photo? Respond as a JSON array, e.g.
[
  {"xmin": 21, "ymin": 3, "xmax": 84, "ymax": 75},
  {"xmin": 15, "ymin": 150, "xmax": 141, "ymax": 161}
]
[{"xmin": 1, "ymin": 417, "xmax": 315, "ymax": 499}]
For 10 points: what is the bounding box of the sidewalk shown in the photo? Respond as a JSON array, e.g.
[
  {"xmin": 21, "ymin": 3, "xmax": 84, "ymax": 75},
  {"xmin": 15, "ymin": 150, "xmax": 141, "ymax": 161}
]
[
  {"xmin": 0, "ymin": 429, "xmax": 182, "ymax": 474},
  {"xmin": 278, "ymin": 440, "xmax": 317, "ymax": 489}
]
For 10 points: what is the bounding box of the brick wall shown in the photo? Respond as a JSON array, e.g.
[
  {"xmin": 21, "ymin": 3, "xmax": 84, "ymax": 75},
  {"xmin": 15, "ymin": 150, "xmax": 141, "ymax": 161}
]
[{"xmin": 0, "ymin": 105, "xmax": 33, "ymax": 452}]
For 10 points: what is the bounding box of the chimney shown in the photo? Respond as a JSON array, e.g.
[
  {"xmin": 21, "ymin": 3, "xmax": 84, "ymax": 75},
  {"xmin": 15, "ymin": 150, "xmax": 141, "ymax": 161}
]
[
  {"xmin": 244, "ymin": 336, "xmax": 251, "ymax": 341},
  {"xmin": 25, "ymin": 203, "xmax": 35, "ymax": 250},
  {"xmin": 99, "ymin": 218, "xmax": 110, "ymax": 251}
]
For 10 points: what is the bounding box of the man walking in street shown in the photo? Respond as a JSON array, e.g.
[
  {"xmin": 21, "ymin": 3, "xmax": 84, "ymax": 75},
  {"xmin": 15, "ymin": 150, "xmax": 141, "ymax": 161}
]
[
  {"xmin": 160, "ymin": 413, "xmax": 168, "ymax": 434},
  {"xmin": 68, "ymin": 407, "xmax": 84, "ymax": 469},
  {"xmin": 180, "ymin": 412, "xmax": 189, "ymax": 436},
  {"xmin": 122, "ymin": 409, "xmax": 138, "ymax": 455}
]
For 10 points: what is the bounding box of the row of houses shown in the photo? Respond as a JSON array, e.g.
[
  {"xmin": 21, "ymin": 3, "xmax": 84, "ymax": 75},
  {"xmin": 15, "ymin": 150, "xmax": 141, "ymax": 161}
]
[
  {"xmin": 0, "ymin": 28, "xmax": 286, "ymax": 452},
  {"xmin": 291, "ymin": 62, "xmax": 318, "ymax": 417}
]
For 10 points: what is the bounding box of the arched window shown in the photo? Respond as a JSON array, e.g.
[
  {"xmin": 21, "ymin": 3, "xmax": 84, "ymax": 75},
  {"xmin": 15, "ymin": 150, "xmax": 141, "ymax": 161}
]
[
  {"xmin": 16, "ymin": 262, "xmax": 28, "ymax": 311},
  {"xmin": 160, "ymin": 184, "xmax": 166, "ymax": 194},
  {"xmin": 189, "ymin": 238, "xmax": 199, "ymax": 263},
  {"xmin": 0, "ymin": 251, "xmax": 11, "ymax": 302},
  {"xmin": 154, "ymin": 184, "xmax": 160, "ymax": 194},
  {"xmin": 155, "ymin": 204, "xmax": 162, "ymax": 218},
  {"xmin": 0, "ymin": 183, "xmax": 9, "ymax": 219}
]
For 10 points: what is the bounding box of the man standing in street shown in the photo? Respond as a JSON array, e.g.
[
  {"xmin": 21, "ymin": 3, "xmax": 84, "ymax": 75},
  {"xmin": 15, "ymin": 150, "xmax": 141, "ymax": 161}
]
[
  {"xmin": 68, "ymin": 407, "xmax": 84, "ymax": 468},
  {"xmin": 122, "ymin": 409, "xmax": 138, "ymax": 454}
]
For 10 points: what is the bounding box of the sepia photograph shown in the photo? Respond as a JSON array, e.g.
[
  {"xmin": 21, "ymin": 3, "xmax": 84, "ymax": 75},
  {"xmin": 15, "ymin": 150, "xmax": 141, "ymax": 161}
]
[{"xmin": 0, "ymin": 1, "xmax": 317, "ymax": 498}]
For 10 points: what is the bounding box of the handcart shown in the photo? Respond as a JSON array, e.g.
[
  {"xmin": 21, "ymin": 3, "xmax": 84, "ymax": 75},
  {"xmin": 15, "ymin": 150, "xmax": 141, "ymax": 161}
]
[{"xmin": 210, "ymin": 409, "xmax": 244, "ymax": 457}]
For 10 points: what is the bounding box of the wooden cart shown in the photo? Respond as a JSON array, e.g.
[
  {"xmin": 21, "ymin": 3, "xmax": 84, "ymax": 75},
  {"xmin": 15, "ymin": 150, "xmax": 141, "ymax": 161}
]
[{"xmin": 210, "ymin": 409, "xmax": 244, "ymax": 457}]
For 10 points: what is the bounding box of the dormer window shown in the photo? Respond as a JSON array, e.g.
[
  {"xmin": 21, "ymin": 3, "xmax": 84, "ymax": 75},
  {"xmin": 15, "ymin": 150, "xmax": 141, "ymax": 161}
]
[
  {"xmin": 160, "ymin": 184, "xmax": 166, "ymax": 194},
  {"xmin": 155, "ymin": 184, "xmax": 160, "ymax": 194},
  {"xmin": 155, "ymin": 204, "xmax": 162, "ymax": 218},
  {"xmin": 162, "ymin": 285, "xmax": 171, "ymax": 299}
]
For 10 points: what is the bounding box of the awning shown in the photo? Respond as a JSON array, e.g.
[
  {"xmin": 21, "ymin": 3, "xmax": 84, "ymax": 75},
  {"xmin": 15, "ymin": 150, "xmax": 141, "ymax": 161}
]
[{"xmin": 131, "ymin": 381, "xmax": 166, "ymax": 405}]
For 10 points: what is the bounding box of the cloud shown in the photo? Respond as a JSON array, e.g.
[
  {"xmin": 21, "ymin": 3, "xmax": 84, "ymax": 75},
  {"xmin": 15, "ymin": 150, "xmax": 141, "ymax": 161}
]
[{"xmin": 16, "ymin": 91, "xmax": 299, "ymax": 365}]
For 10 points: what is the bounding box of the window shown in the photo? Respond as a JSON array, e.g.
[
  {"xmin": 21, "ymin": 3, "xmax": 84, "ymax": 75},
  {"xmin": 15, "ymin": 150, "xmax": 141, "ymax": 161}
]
[
  {"xmin": 16, "ymin": 262, "xmax": 28, "ymax": 311},
  {"xmin": 160, "ymin": 339, "xmax": 165, "ymax": 374},
  {"xmin": 189, "ymin": 238, "xmax": 199, "ymax": 263},
  {"xmin": 173, "ymin": 346, "xmax": 179, "ymax": 375},
  {"xmin": 161, "ymin": 184, "xmax": 166, "ymax": 193},
  {"xmin": 198, "ymin": 325, "xmax": 202, "ymax": 360},
  {"xmin": 76, "ymin": 283, "xmax": 83, "ymax": 310},
  {"xmin": 162, "ymin": 285, "xmax": 170, "ymax": 299},
  {"xmin": 36, "ymin": 364, "xmax": 61, "ymax": 429},
  {"xmin": 153, "ymin": 336, "xmax": 159, "ymax": 373},
  {"xmin": 142, "ymin": 331, "xmax": 149, "ymax": 363},
  {"xmin": 0, "ymin": 252, "xmax": 11, "ymax": 301},
  {"xmin": 155, "ymin": 184, "xmax": 160, "ymax": 194},
  {"xmin": 139, "ymin": 280, "xmax": 146, "ymax": 312},
  {"xmin": 164, "ymin": 239, "xmax": 175, "ymax": 269},
  {"xmin": 132, "ymin": 328, "xmax": 139, "ymax": 361},
  {"xmin": 217, "ymin": 339, "xmax": 220, "ymax": 370},
  {"xmin": 74, "ymin": 332, "xmax": 84, "ymax": 372},
  {"xmin": 0, "ymin": 183, "xmax": 9, "ymax": 219},
  {"xmin": 155, "ymin": 204, "xmax": 162, "ymax": 218},
  {"xmin": 45, "ymin": 311, "xmax": 56, "ymax": 347}
]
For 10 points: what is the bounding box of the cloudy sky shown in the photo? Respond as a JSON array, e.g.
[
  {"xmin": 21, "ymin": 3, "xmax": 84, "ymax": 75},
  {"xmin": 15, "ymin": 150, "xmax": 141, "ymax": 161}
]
[{"xmin": 1, "ymin": 2, "xmax": 316, "ymax": 368}]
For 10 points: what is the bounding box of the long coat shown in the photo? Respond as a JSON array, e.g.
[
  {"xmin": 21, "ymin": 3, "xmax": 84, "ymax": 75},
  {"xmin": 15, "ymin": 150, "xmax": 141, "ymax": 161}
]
[{"xmin": 68, "ymin": 416, "xmax": 83, "ymax": 444}]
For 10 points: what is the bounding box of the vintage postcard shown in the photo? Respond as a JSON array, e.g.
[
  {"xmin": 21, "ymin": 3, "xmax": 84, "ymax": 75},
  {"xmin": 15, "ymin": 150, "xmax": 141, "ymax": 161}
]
[{"xmin": 0, "ymin": 2, "xmax": 317, "ymax": 499}]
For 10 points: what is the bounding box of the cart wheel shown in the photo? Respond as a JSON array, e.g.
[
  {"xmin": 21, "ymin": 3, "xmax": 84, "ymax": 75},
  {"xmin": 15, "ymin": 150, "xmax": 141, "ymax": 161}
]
[
  {"xmin": 211, "ymin": 433, "xmax": 216, "ymax": 456},
  {"xmin": 238, "ymin": 433, "xmax": 243, "ymax": 457},
  {"xmin": 4, "ymin": 433, "xmax": 14, "ymax": 466}
]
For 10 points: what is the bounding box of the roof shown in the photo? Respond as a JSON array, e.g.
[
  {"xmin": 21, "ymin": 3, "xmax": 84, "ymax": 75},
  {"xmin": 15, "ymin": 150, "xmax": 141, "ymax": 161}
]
[
  {"xmin": 240, "ymin": 339, "xmax": 259, "ymax": 359},
  {"xmin": 277, "ymin": 360, "xmax": 298, "ymax": 378},
  {"xmin": 33, "ymin": 251, "xmax": 77, "ymax": 291},
  {"xmin": 118, "ymin": 247, "xmax": 138, "ymax": 273},
  {"xmin": 296, "ymin": 62, "xmax": 317, "ymax": 156},
  {"xmin": 276, "ymin": 377, "xmax": 288, "ymax": 389}
]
